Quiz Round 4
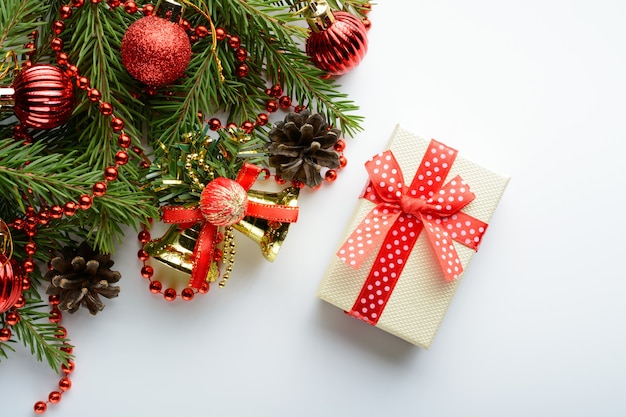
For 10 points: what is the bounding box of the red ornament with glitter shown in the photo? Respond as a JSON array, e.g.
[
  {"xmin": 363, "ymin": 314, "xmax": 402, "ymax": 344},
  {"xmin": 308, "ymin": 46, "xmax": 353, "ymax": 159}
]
[
  {"xmin": 303, "ymin": 1, "xmax": 368, "ymax": 75},
  {"xmin": 0, "ymin": 64, "xmax": 75, "ymax": 129},
  {"xmin": 200, "ymin": 177, "xmax": 249, "ymax": 226},
  {"xmin": 120, "ymin": 15, "xmax": 192, "ymax": 87}
]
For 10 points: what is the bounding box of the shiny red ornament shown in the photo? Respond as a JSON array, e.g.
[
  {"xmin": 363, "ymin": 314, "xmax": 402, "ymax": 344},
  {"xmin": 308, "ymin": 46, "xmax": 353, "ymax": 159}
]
[
  {"xmin": 120, "ymin": 15, "xmax": 192, "ymax": 87},
  {"xmin": 304, "ymin": 2, "xmax": 368, "ymax": 75},
  {"xmin": 1, "ymin": 64, "xmax": 75, "ymax": 129},
  {"xmin": 0, "ymin": 257, "xmax": 22, "ymax": 313}
]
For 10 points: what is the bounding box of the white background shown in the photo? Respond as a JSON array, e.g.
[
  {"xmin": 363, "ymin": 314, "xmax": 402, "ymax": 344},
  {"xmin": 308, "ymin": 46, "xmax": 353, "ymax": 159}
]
[{"xmin": 2, "ymin": 1, "xmax": 626, "ymax": 416}]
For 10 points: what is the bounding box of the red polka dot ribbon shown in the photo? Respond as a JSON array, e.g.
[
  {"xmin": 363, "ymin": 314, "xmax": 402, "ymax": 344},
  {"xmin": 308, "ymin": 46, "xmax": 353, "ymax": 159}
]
[
  {"xmin": 162, "ymin": 163, "xmax": 299, "ymax": 289},
  {"xmin": 337, "ymin": 140, "xmax": 488, "ymax": 324}
]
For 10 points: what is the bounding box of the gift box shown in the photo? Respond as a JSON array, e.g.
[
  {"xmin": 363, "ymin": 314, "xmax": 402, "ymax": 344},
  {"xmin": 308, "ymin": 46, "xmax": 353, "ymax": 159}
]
[{"xmin": 317, "ymin": 125, "xmax": 509, "ymax": 348}]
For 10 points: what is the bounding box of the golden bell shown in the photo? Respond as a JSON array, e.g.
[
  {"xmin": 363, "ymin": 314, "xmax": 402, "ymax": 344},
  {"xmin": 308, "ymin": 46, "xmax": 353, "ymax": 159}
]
[
  {"xmin": 144, "ymin": 223, "xmax": 219, "ymax": 284},
  {"xmin": 233, "ymin": 186, "xmax": 300, "ymax": 262}
]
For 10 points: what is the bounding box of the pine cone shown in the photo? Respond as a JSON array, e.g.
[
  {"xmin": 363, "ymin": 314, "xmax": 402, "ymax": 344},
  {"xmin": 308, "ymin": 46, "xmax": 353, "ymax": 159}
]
[
  {"xmin": 267, "ymin": 110, "xmax": 341, "ymax": 188},
  {"xmin": 45, "ymin": 242, "xmax": 121, "ymax": 315}
]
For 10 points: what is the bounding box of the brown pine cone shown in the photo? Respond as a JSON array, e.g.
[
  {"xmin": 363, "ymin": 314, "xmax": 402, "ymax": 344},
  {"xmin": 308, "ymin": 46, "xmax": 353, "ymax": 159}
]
[
  {"xmin": 267, "ymin": 110, "xmax": 341, "ymax": 188},
  {"xmin": 45, "ymin": 242, "xmax": 121, "ymax": 315}
]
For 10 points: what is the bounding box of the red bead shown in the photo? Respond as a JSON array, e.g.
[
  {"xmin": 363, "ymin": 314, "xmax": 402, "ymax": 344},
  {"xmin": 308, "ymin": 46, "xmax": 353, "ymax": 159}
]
[
  {"xmin": 362, "ymin": 18, "xmax": 371, "ymax": 30},
  {"xmin": 363, "ymin": 2, "xmax": 372, "ymax": 12},
  {"xmin": 325, "ymin": 169, "xmax": 338, "ymax": 182},
  {"xmin": 107, "ymin": 0, "xmax": 121, "ymax": 7},
  {"xmin": 49, "ymin": 294, "xmax": 61, "ymax": 305},
  {"xmin": 5, "ymin": 312, "xmax": 19, "ymax": 326},
  {"xmin": 115, "ymin": 151, "xmax": 128, "ymax": 165},
  {"xmin": 142, "ymin": 3, "xmax": 154, "ymax": 15},
  {"xmin": 213, "ymin": 249, "xmax": 223, "ymax": 262},
  {"xmin": 260, "ymin": 168, "xmax": 271, "ymax": 180},
  {"xmin": 0, "ymin": 327, "xmax": 11, "ymax": 341},
  {"xmin": 49, "ymin": 391, "xmax": 62, "ymax": 404},
  {"xmin": 61, "ymin": 346, "xmax": 73, "ymax": 354},
  {"xmin": 235, "ymin": 48, "xmax": 247, "ymax": 62},
  {"xmin": 111, "ymin": 117, "xmax": 124, "ymax": 132},
  {"xmin": 72, "ymin": 0, "xmax": 85, "ymax": 6},
  {"xmin": 14, "ymin": 296, "xmax": 26, "ymax": 309},
  {"xmin": 137, "ymin": 249, "xmax": 149, "ymax": 261},
  {"xmin": 291, "ymin": 179, "xmax": 304, "ymax": 189},
  {"xmin": 38, "ymin": 210, "xmax": 50, "ymax": 225},
  {"xmin": 92, "ymin": 181, "xmax": 107, "ymax": 197},
  {"xmin": 58, "ymin": 377, "xmax": 72, "ymax": 392},
  {"xmin": 34, "ymin": 401, "xmax": 47, "ymax": 414},
  {"xmin": 226, "ymin": 122, "xmax": 237, "ymax": 130},
  {"xmin": 270, "ymin": 85, "xmax": 283, "ymax": 98},
  {"xmin": 334, "ymin": 139, "xmax": 346, "ymax": 152},
  {"xmin": 56, "ymin": 52, "xmax": 69, "ymax": 66},
  {"xmin": 265, "ymin": 100, "xmax": 278, "ymax": 113},
  {"xmin": 63, "ymin": 202, "xmax": 77, "ymax": 217},
  {"xmin": 279, "ymin": 96, "xmax": 292, "ymax": 109},
  {"xmin": 50, "ymin": 205, "xmax": 63, "ymax": 219},
  {"xmin": 92, "ymin": 0, "xmax": 102, "ymax": 3},
  {"xmin": 87, "ymin": 88, "xmax": 101, "ymax": 102},
  {"xmin": 76, "ymin": 76, "xmax": 89, "ymax": 90},
  {"xmin": 198, "ymin": 281, "xmax": 210, "ymax": 294},
  {"xmin": 55, "ymin": 326, "xmax": 67, "ymax": 339},
  {"xmin": 49, "ymin": 307, "xmax": 62, "ymax": 324},
  {"xmin": 99, "ymin": 102, "xmax": 113, "ymax": 116},
  {"xmin": 181, "ymin": 288, "xmax": 195, "ymax": 301},
  {"xmin": 189, "ymin": 34, "xmax": 199, "ymax": 44},
  {"xmin": 274, "ymin": 175, "xmax": 286, "ymax": 185},
  {"xmin": 149, "ymin": 280, "xmax": 162, "ymax": 293},
  {"xmin": 195, "ymin": 25, "xmax": 208, "ymax": 38},
  {"xmin": 65, "ymin": 65, "xmax": 78, "ymax": 78},
  {"xmin": 52, "ymin": 20, "xmax": 66, "ymax": 35},
  {"xmin": 228, "ymin": 35, "xmax": 241, "ymax": 49},
  {"xmin": 180, "ymin": 19, "xmax": 191, "ymax": 32},
  {"xmin": 141, "ymin": 265, "xmax": 154, "ymax": 279},
  {"xmin": 104, "ymin": 166, "xmax": 118, "ymax": 181},
  {"xmin": 62, "ymin": 360, "xmax": 75, "ymax": 374},
  {"xmin": 241, "ymin": 121, "xmax": 254, "ymax": 133},
  {"xmin": 124, "ymin": 1, "xmax": 138, "ymax": 14},
  {"xmin": 214, "ymin": 232, "xmax": 224, "ymax": 244},
  {"xmin": 256, "ymin": 113, "xmax": 269, "ymax": 126},
  {"xmin": 78, "ymin": 194, "xmax": 92, "ymax": 210},
  {"xmin": 25, "ymin": 241, "xmax": 37, "ymax": 255},
  {"xmin": 294, "ymin": 105, "xmax": 306, "ymax": 113},
  {"xmin": 208, "ymin": 118, "xmax": 221, "ymax": 131},
  {"xmin": 163, "ymin": 288, "xmax": 177, "ymax": 301},
  {"xmin": 59, "ymin": 5, "xmax": 72, "ymax": 19},
  {"xmin": 339, "ymin": 155, "xmax": 348, "ymax": 168},
  {"xmin": 215, "ymin": 28, "xmax": 226, "ymax": 40},
  {"xmin": 236, "ymin": 63, "xmax": 249, "ymax": 77},
  {"xmin": 50, "ymin": 37, "xmax": 64, "ymax": 52},
  {"xmin": 23, "ymin": 259, "xmax": 35, "ymax": 273},
  {"xmin": 137, "ymin": 230, "xmax": 151, "ymax": 243}
]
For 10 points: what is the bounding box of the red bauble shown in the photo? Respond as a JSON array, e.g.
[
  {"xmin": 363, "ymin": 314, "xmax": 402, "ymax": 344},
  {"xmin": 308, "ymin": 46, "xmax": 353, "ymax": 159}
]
[
  {"xmin": 200, "ymin": 177, "xmax": 248, "ymax": 226},
  {"xmin": 306, "ymin": 10, "xmax": 368, "ymax": 75},
  {"xmin": 0, "ymin": 257, "xmax": 22, "ymax": 314},
  {"xmin": 120, "ymin": 15, "xmax": 192, "ymax": 87},
  {"xmin": 10, "ymin": 64, "xmax": 75, "ymax": 129}
]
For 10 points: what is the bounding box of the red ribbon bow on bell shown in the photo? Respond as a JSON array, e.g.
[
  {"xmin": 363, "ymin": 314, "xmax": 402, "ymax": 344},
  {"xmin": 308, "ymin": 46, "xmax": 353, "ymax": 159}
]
[
  {"xmin": 337, "ymin": 140, "xmax": 489, "ymax": 324},
  {"xmin": 161, "ymin": 163, "xmax": 299, "ymax": 289}
]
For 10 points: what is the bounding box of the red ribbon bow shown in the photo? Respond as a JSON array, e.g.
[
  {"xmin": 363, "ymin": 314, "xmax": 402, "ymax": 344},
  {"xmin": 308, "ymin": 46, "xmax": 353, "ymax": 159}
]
[
  {"xmin": 162, "ymin": 163, "xmax": 299, "ymax": 289},
  {"xmin": 337, "ymin": 140, "xmax": 488, "ymax": 324}
]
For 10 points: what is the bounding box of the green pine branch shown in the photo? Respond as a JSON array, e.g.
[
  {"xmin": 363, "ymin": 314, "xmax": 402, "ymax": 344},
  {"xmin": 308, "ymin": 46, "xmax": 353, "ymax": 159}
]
[{"xmin": 4, "ymin": 300, "xmax": 73, "ymax": 372}]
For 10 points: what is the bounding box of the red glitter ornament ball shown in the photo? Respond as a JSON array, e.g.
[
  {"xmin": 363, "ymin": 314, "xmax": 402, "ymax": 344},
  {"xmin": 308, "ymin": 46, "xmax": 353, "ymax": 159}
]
[
  {"xmin": 0, "ymin": 257, "xmax": 22, "ymax": 314},
  {"xmin": 306, "ymin": 10, "xmax": 368, "ymax": 75},
  {"xmin": 120, "ymin": 15, "xmax": 192, "ymax": 87},
  {"xmin": 11, "ymin": 64, "xmax": 75, "ymax": 129},
  {"xmin": 200, "ymin": 178, "xmax": 248, "ymax": 227}
]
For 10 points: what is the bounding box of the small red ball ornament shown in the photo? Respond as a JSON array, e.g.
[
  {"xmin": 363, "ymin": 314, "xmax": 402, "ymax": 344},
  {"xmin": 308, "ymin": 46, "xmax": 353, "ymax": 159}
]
[
  {"xmin": 120, "ymin": 15, "xmax": 192, "ymax": 87},
  {"xmin": 200, "ymin": 177, "xmax": 248, "ymax": 226},
  {"xmin": 0, "ymin": 64, "xmax": 75, "ymax": 129},
  {"xmin": 304, "ymin": 1, "xmax": 368, "ymax": 75}
]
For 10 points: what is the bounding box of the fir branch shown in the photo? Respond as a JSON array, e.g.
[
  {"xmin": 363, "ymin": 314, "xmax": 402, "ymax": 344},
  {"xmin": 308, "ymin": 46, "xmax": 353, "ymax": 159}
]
[
  {"xmin": 0, "ymin": 0, "xmax": 50, "ymax": 57},
  {"xmin": 7, "ymin": 301, "xmax": 73, "ymax": 372}
]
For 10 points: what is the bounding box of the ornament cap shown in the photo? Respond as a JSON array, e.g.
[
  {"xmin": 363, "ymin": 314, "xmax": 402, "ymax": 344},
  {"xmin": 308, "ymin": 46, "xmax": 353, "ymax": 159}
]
[
  {"xmin": 304, "ymin": 1, "xmax": 335, "ymax": 33},
  {"xmin": 156, "ymin": 0, "xmax": 185, "ymax": 23},
  {"xmin": 0, "ymin": 87, "xmax": 15, "ymax": 112}
]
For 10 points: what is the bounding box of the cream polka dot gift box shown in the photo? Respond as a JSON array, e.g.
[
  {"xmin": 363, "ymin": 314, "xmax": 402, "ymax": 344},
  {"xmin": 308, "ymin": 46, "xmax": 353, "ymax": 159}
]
[{"xmin": 317, "ymin": 125, "xmax": 509, "ymax": 349}]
